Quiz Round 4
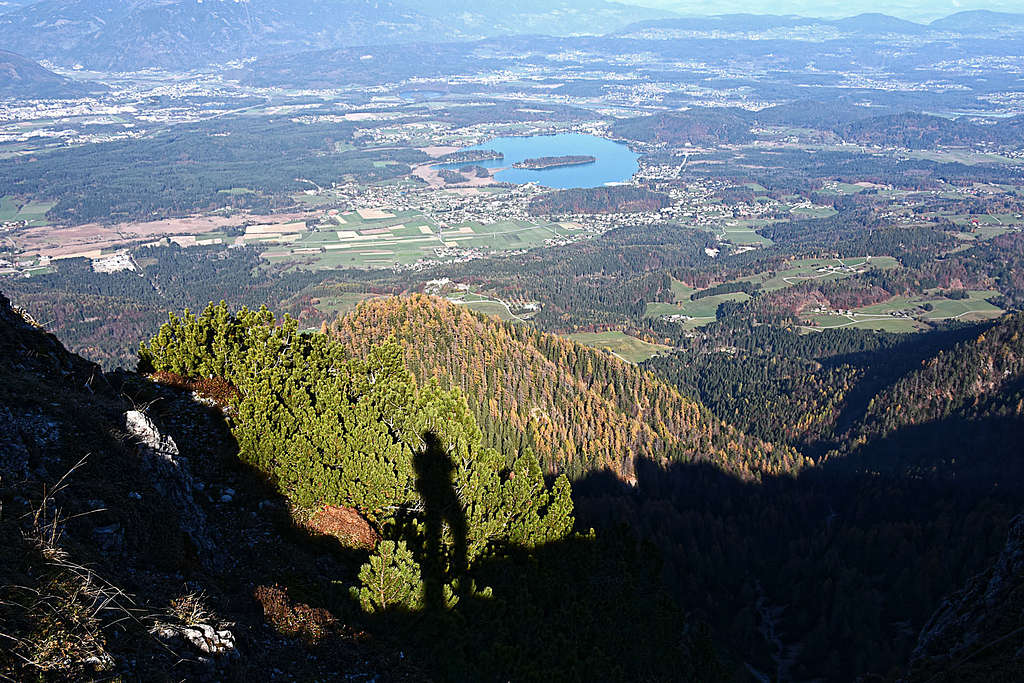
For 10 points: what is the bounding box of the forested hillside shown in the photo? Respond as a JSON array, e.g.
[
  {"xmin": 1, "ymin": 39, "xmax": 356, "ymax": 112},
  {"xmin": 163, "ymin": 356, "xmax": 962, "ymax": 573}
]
[
  {"xmin": 333, "ymin": 295, "xmax": 806, "ymax": 481},
  {"xmin": 849, "ymin": 313, "xmax": 1024, "ymax": 449},
  {"xmin": 2, "ymin": 293, "xmax": 720, "ymax": 681}
]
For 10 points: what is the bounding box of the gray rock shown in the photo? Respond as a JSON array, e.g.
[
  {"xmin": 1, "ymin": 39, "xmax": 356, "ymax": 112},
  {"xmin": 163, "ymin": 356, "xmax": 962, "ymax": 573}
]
[
  {"xmin": 125, "ymin": 410, "xmax": 179, "ymax": 459},
  {"xmin": 181, "ymin": 623, "xmax": 236, "ymax": 655},
  {"xmin": 125, "ymin": 410, "xmax": 220, "ymax": 569},
  {"xmin": 906, "ymin": 513, "xmax": 1024, "ymax": 678}
]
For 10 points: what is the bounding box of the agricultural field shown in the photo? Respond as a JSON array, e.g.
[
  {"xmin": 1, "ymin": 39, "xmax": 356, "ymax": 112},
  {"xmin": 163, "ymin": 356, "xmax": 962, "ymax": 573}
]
[
  {"xmin": 713, "ymin": 218, "xmax": 774, "ymax": 246},
  {"xmin": 670, "ymin": 279, "xmax": 696, "ymax": 301},
  {"xmin": 0, "ymin": 196, "xmax": 55, "ymax": 226},
  {"xmin": 567, "ymin": 331, "xmax": 671, "ymax": 363},
  {"xmin": 445, "ymin": 289, "xmax": 532, "ymax": 322},
  {"xmin": 800, "ymin": 289, "xmax": 1002, "ymax": 332},
  {"xmin": 749, "ymin": 256, "xmax": 899, "ymax": 291},
  {"xmin": 853, "ymin": 289, "xmax": 1004, "ymax": 321},
  {"xmin": 645, "ymin": 259, "xmax": 898, "ymax": 325},
  {"xmin": 645, "ymin": 292, "xmax": 750, "ymax": 322},
  {"xmin": 307, "ymin": 291, "xmax": 384, "ymax": 318},
  {"xmin": 260, "ymin": 208, "xmax": 575, "ymax": 270},
  {"xmin": 799, "ymin": 312, "xmax": 929, "ymax": 333}
]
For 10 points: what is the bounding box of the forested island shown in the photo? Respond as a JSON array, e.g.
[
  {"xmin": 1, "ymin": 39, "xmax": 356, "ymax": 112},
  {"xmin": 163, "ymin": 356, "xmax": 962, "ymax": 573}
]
[{"xmin": 513, "ymin": 154, "xmax": 596, "ymax": 169}]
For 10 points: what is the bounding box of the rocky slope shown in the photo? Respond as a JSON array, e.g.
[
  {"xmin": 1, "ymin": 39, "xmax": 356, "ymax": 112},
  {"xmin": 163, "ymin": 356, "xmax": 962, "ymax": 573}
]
[
  {"xmin": 0, "ymin": 292, "xmax": 413, "ymax": 679},
  {"xmin": 904, "ymin": 513, "xmax": 1024, "ymax": 682}
]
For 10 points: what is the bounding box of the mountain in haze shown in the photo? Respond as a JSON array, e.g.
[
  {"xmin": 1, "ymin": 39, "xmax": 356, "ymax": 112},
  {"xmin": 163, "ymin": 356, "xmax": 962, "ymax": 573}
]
[
  {"xmin": 929, "ymin": 9, "xmax": 1024, "ymax": 32},
  {"xmin": 0, "ymin": 49, "xmax": 102, "ymax": 98},
  {"xmin": 621, "ymin": 9, "xmax": 1024, "ymax": 36},
  {"xmin": 0, "ymin": 0, "xmax": 671, "ymax": 71},
  {"xmin": 835, "ymin": 112, "xmax": 1015, "ymax": 149},
  {"xmin": 829, "ymin": 11, "xmax": 925, "ymax": 34},
  {"xmin": 616, "ymin": 12, "xmax": 821, "ymax": 33},
  {"xmin": 753, "ymin": 99, "xmax": 881, "ymax": 128}
]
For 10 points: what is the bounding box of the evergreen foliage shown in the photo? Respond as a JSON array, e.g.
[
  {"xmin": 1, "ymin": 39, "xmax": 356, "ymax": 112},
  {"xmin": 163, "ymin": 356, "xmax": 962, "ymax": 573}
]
[
  {"xmin": 139, "ymin": 301, "xmax": 574, "ymax": 612},
  {"xmin": 355, "ymin": 541, "xmax": 425, "ymax": 613}
]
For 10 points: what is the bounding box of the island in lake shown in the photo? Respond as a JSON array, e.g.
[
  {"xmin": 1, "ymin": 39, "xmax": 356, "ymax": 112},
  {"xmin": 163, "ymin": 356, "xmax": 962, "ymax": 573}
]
[
  {"xmin": 512, "ymin": 154, "xmax": 596, "ymax": 170},
  {"xmin": 436, "ymin": 149, "xmax": 504, "ymax": 164}
]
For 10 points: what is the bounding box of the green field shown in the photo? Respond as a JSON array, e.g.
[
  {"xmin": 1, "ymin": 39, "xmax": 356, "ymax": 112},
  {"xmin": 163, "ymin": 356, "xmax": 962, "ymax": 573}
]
[
  {"xmin": 715, "ymin": 219, "xmax": 774, "ymax": 246},
  {"xmin": 459, "ymin": 301, "xmax": 517, "ymax": 322},
  {"xmin": 800, "ymin": 312, "xmax": 928, "ymax": 333},
  {"xmin": 790, "ymin": 205, "xmax": 839, "ymax": 218},
  {"xmin": 750, "ymin": 256, "xmax": 900, "ymax": 292},
  {"xmin": 0, "ymin": 196, "xmax": 55, "ymax": 226},
  {"xmin": 801, "ymin": 289, "xmax": 1002, "ymax": 332},
  {"xmin": 670, "ymin": 278, "xmax": 696, "ymax": 301},
  {"xmin": 262, "ymin": 209, "xmax": 573, "ymax": 270},
  {"xmin": 568, "ymin": 331, "xmax": 671, "ymax": 363},
  {"xmin": 853, "ymin": 289, "xmax": 1003, "ymax": 321},
  {"xmin": 446, "ymin": 290, "xmax": 522, "ymax": 322},
  {"xmin": 647, "ymin": 258, "xmax": 902, "ymax": 326},
  {"xmin": 645, "ymin": 291, "xmax": 750, "ymax": 321},
  {"xmin": 309, "ymin": 292, "xmax": 384, "ymax": 317}
]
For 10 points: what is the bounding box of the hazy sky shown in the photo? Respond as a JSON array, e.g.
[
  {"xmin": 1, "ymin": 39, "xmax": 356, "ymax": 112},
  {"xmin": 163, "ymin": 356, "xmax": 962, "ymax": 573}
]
[{"xmin": 630, "ymin": 0, "xmax": 1020, "ymax": 22}]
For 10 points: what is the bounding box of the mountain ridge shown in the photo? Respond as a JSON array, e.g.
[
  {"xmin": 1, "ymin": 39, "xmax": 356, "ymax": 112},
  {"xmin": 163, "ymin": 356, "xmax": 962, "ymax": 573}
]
[
  {"xmin": 0, "ymin": 49, "xmax": 103, "ymax": 98},
  {"xmin": 0, "ymin": 0, "xmax": 671, "ymax": 70},
  {"xmin": 333, "ymin": 294, "xmax": 806, "ymax": 481}
]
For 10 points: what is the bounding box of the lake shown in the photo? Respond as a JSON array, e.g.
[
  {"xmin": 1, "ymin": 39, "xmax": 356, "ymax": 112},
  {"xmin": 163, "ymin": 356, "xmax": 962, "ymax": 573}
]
[{"xmin": 439, "ymin": 133, "xmax": 638, "ymax": 189}]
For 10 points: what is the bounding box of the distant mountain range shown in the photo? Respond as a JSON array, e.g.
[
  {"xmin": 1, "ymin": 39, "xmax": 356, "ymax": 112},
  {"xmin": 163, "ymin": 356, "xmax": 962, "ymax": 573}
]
[
  {"xmin": 2, "ymin": 2, "xmax": 1022, "ymax": 72},
  {"xmin": 621, "ymin": 9, "xmax": 1024, "ymax": 36},
  {"xmin": 0, "ymin": 49, "xmax": 103, "ymax": 99},
  {"xmin": 0, "ymin": 0, "xmax": 671, "ymax": 71}
]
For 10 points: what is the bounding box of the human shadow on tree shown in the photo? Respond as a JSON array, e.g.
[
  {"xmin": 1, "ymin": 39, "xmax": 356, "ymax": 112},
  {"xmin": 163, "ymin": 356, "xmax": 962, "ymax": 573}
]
[{"xmin": 413, "ymin": 431, "xmax": 469, "ymax": 612}]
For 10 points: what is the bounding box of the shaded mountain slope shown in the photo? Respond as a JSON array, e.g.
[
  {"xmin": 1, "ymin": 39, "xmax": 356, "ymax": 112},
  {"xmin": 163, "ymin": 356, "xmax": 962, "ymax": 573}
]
[
  {"xmin": 838, "ymin": 312, "xmax": 1024, "ymax": 476},
  {"xmin": 904, "ymin": 512, "xmax": 1024, "ymax": 682},
  {"xmin": 333, "ymin": 294, "xmax": 804, "ymax": 481},
  {"xmin": 0, "ymin": 49, "xmax": 101, "ymax": 98},
  {"xmin": 572, "ymin": 321, "xmax": 1024, "ymax": 679}
]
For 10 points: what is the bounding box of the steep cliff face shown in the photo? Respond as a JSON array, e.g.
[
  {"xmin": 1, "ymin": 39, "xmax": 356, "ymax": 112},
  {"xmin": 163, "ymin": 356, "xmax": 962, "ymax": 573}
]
[
  {"xmin": 0, "ymin": 293, "xmax": 408, "ymax": 680},
  {"xmin": 904, "ymin": 514, "xmax": 1024, "ymax": 682}
]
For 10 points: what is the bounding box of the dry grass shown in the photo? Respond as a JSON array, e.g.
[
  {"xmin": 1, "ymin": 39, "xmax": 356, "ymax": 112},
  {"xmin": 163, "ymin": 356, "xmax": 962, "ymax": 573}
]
[
  {"xmin": 149, "ymin": 371, "xmax": 241, "ymax": 407},
  {"xmin": 168, "ymin": 590, "xmax": 212, "ymax": 627},
  {"xmin": 1, "ymin": 457, "xmax": 143, "ymax": 679},
  {"xmin": 305, "ymin": 505, "xmax": 380, "ymax": 550},
  {"xmin": 254, "ymin": 585, "xmax": 336, "ymax": 645}
]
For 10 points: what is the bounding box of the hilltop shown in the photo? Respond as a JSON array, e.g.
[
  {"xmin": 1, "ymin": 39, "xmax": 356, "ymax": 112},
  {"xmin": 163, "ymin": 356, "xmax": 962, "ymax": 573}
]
[
  {"xmin": 0, "ymin": 49, "xmax": 101, "ymax": 98},
  {"xmin": 333, "ymin": 294, "xmax": 805, "ymax": 481}
]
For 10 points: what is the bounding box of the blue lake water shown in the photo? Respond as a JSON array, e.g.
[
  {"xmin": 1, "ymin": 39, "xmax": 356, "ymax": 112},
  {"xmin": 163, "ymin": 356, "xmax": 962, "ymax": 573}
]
[{"xmin": 439, "ymin": 133, "xmax": 638, "ymax": 189}]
